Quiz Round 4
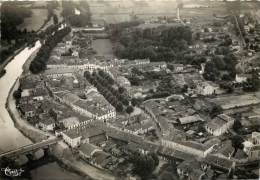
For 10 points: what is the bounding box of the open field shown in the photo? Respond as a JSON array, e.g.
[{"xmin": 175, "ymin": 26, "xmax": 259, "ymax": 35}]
[
  {"xmin": 89, "ymin": 0, "xmax": 178, "ymax": 23},
  {"xmin": 17, "ymin": 9, "xmax": 48, "ymax": 32},
  {"xmin": 89, "ymin": 0, "xmax": 228, "ymax": 25},
  {"xmin": 92, "ymin": 39, "xmax": 114, "ymax": 59}
]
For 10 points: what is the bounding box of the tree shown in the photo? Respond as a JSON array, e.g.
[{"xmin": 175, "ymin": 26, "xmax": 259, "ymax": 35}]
[
  {"xmin": 210, "ymin": 104, "xmax": 223, "ymax": 118},
  {"xmin": 132, "ymin": 98, "xmax": 141, "ymax": 107},
  {"xmin": 231, "ymin": 135, "xmax": 244, "ymax": 151},
  {"xmin": 130, "ymin": 152, "xmax": 158, "ymax": 179},
  {"xmin": 53, "ymin": 14, "xmax": 59, "ymax": 24},
  {"xmin": 13, "ymin": 89, "xmax": 21, "ymax": 100},
  {"xmin": 203, "ymin": 61, "xmax": 220, "ymax": 81},
  {"xmin": 126, "ymin": 106, "xmax": 134, "ymax": 114},
  {"xmin": 219, "ymin": 81, "xmax": 233, "ymax": 93},
  {"xmin": 118, "ymin": 87, "xmax": 125, "ymax": 94},
  {"xmin": 116, "ymin": 103, "xmax": 124, "ymax": 112},
  {"xmin": 233, "ymin": 119, "xmax": 242, "ymax": 133},
  {"xmin": 243, "ymin": 70, "xmax": 260, "ymax": 92}
]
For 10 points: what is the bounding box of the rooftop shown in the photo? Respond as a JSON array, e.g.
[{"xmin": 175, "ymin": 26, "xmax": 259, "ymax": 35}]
[
  {"xmin": 78, "ymin": 143, "xmax": 101, "ymax": 157},
  {"xmin": 206, "ymin": 114, "xmax": 234, "ymax": 130},
  {"xmin": 63, "ymin": 125, "xmax": 105, "ymax": 139}
]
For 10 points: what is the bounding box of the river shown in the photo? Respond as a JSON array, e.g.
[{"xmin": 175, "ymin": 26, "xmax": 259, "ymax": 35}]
[
  {"xmin": 0, "ymin": 41, "xmax": 41, "ymax": 153},
  {"xmin": 0, "ymin": 41, "xmax": 85, "ymax": 180}
]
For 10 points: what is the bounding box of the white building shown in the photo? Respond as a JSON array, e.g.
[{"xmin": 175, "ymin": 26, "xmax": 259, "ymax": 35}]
[
  {"xmin": 205, "ymin": 114, "xmax": 235, "ymax": 136},
  {"xmin": 197, "ymin": 81, "xmax": 222, "ymax": 96}
]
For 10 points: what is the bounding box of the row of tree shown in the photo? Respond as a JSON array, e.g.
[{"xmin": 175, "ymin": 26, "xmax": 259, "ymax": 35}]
[
  {"xmin": 29, "ymin": 26, "xmax": 71, "ymax": 74},
  {"xmin": 84, "ymin": 70, "xmax": 134, "ymax": 114}
]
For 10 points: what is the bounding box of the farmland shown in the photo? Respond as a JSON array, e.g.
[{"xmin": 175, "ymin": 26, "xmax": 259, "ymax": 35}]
[{"xmin": 17, "ymin": 9, "xmax": 48, "ymax": 32}]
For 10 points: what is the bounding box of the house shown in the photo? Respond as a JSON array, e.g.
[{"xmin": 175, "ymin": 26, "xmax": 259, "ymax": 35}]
[
  {"xmin": 58, "ymin": 116, "xmax": 80, "ymax": 129},
  {"xmin": 196, "ymin": 81, "xmax": 222, "ymax": 96},
  {"xmin": 247, "ymin": 145, "xmax": 260, "ymax": 161},
  {"xmin": 38, "ymin": 114, "xmax": 56, "ymax": 131},
  {"xmin": 205, "ymin": 114, "xmax": 235, "ymax": 136},
  {"xmin": 61, "ymin": 125, "xmax": 107, "ymax": 148},
  {"xmin": 61, "ymin": 129, "xmax": 82, "ymax": 148},
  {"xmin": 243, "ymin": 132, "xmax": 260, "ymax": 161},
  {"xmin": 78, "ymin": 143, "xmax": 102, "ymax": 160},
  {"xmin": 174, "ymin": 64, "xmax": 184, "ymax": 73},
  {"xmin": 235, "ymin": 74, "xmax": 252, "ymax": 83},
  {"xmin": 44, "ymin": 68, "xmax": 75, "ymax": 78},
  {"xmin": 122, "ymin": 120, "xmax": 155, "ymax": 135},
  {"xmin": 19, "ymin": 104, "xmax": 36, "ymax": 119}
]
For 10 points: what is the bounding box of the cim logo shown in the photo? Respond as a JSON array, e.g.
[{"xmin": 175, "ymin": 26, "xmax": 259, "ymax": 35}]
[{"xmin": 1, "ymin": 167, "xmax": 24, "ymax": 177}]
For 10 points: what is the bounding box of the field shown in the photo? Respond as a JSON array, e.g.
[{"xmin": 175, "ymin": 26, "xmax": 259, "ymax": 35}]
[
  {"xmin": 92, "ymin": 39, "xmax": 114, "ymax": 59},
  {"xmin": 17, "ymin": 8, "xmax": 48, "ymax": 32},
  {"xmin": 89, "ymin": 0, "xmax": 178, "ymax": 24}
]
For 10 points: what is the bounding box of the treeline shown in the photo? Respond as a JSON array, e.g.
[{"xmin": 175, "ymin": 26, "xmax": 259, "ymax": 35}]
[
  {"xmin": 1, "ymin": 2, "xmax": 32, "ymax": 41},
  {"xmin": 84, "ymin": 70, "xmax": 134, "ymax": 114},
  {"xmin": 113, "ymin": 26, "xmax": 192, "ymax": 62},
  {"xmin": 29, "ymin": 26, "xmax": 71, "ymax": 74},
  {"xmin": 109, "ymin": 20, "xmax": 143, "ymax": 41},
  {"xmin": 61, "ymin": 1, "xmax": 91, "ymax": 27},
  {"xmin": 0, "ymin": 2, "xmax": 35, "ymax": 64}
]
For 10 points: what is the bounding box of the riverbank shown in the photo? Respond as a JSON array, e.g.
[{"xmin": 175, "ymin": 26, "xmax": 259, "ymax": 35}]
[
  {"xmin": 6, "ymin": 78, "xmax": 49, "ymax": 143},
  {"xmin": 3, "ymin": 42, "xmax": 115, "ymax": 179},
  {"xmin": 6, "ymin": 79, "xmax": 115, "ymax": 180},
  {"xmin": 0, "ymin": 45, "xmax": 27, "ymax": 77},
  {"xmin": 0, "ymin": 42, "xmax": 42, "ymax": 153}
]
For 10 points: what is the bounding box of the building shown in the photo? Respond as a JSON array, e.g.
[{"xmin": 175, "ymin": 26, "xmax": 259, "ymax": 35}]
[
  {"xmin": 196, "ymin": 81, "xmax": 222, "ymax": 96},
  {"xmin": 161, "ymin": 139, "xmax": 215, "ymax": 158},
  {"xmin": 243, "ymin": 132, "xmax": 260, "ymax": 161},
  {"xmin": 121, "ymin": 120, "xmax": 155, "ymax": 135},
  {"xmin": 178, "ymin": 115, "xmax": 204, "ymax": 125},
  {"xmin": 205, "ymin": 114, "xmax": 235, "ymax": 136},
  {"xmin": 19, "ymin": 104, "xmax": 36, "ymax": 119},
  {"xmin": 235, "ymin": 74, "xmax": 251, "ymax": 83},
  {"xmin": 61, "ymin": 125, "xmax": 107, "ymax": 148},
  {"xmin": 38, "ymin": 114, "xmax": 56, "ymax": 131},
  {"xmin": 204, "ymin": 154, "xmax": 235, "ymax": 172},
  {"xmin": 54, "ymin": 90, "xmax": 116, "ymax": 121},
  {"xmin": 78, "ymin": 142, "xmax": 102, "ymax": 160},
  {"xmin": 44, "ymin": 68, "xmax": 75, "ymax": 78},
  {"xmin": 46, "ymin": 63, "xmax": 110, "ymax": 74},
  {"xmin": 58, "ymin": 117, "xmax": 80, "ymax": 129}
]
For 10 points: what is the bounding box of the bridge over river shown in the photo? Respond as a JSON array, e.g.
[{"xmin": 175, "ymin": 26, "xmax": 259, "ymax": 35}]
[{"xmin": 0, "ymin": 138, "xmax": 59, "ymax": 159}]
